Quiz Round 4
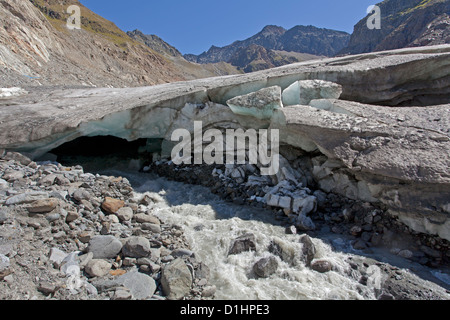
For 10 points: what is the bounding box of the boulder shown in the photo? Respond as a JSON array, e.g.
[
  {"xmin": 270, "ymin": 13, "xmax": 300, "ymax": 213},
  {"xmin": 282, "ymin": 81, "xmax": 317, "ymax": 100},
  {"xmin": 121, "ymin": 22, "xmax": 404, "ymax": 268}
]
[
  {"xmin": 161, "ymin": 258, "xmax": 193, "ymax": 300},
  {"xmin": 253, "ymin": 256, "xmax": 278, "ymax": 278},
  {"xmin": 101, "ymin": 197, "xmax": 124, "ymax": 214},
  {"xmin": 122, "ymin": 237, "xmax": 151, "ymax": 258},
  {"xmin": 87, "ymin": 235, "xmax": 123, "ymax": 259},
  {"xmin": 310, "ymin": 260, "xmax": 333, "ymax": 273},
  {"xmin": 26, "ymin": 199, "xmax": 58, "ymax": 214},
  {"xmin": 85, "ymin": 259, "xmax": 112, "ymax": 277},
  {"xmin": 228, "ymin": 233, "xmax": 257, "ymax": 255},
  {"xmin": 299, "ymin": 235, "xmax": 316, "ymax": 266},
  {"xmin": 116, "ymin": 270, "xmax": 157, "ymax": 300}
]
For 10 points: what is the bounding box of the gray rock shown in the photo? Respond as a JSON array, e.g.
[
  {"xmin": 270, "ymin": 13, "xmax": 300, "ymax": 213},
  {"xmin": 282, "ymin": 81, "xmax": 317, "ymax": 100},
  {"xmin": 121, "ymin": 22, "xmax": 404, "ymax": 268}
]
[
  {"xmin": 48, "ymin": 248, "xmax": 67, "ymax": 267},
  {"xmin": 228, "ymin": 233, "xmax": 256, "ymax": 255},
  {"xmin": 85, "ymin": 259, "xmax": 112, "ymax": 277},
  {"xmin": 5, "ymin": 192, "xmax": 49, "ymax": 206},
  {"xmin": 116, "ymin": 270, "xmax": 157, "ymax": 300},
  {"xmin": 268, "ymin": 237, "xmax": 296, "ymax": 265},
  {"xmin": 141, "ymin": 223, "xmax": 161, "ymax": 233},
  {"xmin": 134, "ymin": 214, "xmax": 160, "ymax": 225},
  {"xmin": 253, "ymin": 256, "xmax": 278, "ymax": 278},
  {"xmin": 420, "ymin": 245, "xmax": 441, "ymax": 258},
  {"xmin": 202, "ymin": 285, "xmax": 216, "ymax": 298},
  {"xmin": 87, "ymin": 235, "xmax": 123, "ymax": 259},
  {"xmin": 113, "ymin": 287, "xmax": 133, "ymax": 300},
  {"xmin": 115, "ymin": 207, "xmax": 133, "ymax": 222},
  {"xmin": 295, "ymin": 213, "xmax": 316, "ymax": 231},
  {"xmin": 171, "ymin": 248, "xmax": 194, "ymax": 258},
  {"xmin": 0, "ymin": 254, "xmax": 10, "ymax": 272},
  {"xmin": 37, "ymin": 282, "xmax": 58, "ymax": 295},
  {"xmin": 310, "ymin": 260, "xmax": 333, "ymax": 273},
  {"xmin": 122, "ymin": 237, "xmax": 151, "ymax": 258},
  {"xmin": 299, "ymin": 234, "xmax": 316, "ymax": 266},
  {"xmin": 0, "ymin": 208, "xmax": 9, "ymax": 224},
  {"xmin": 26, "ymin": 198, "xmax": 58, "ymax": 214},
  {"xmin": 1, "ymin": 152, "xmax": 32, "ymax": 165},
  {"xmin": 72, "ymin": 188, "xmax": 91, "ymax": 202},
  {"xmin": 161, "ymin": 258, "xmax": 193, "ymax": 300}
]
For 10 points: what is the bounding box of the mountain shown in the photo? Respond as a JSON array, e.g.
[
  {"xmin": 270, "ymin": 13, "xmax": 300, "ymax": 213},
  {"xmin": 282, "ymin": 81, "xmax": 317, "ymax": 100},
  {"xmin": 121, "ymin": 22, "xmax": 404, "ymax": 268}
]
[
  {"xmin": 340, "ymin": 0, "xmax": 450, "ymax": 55},
  {"xmin": 184, "ymin": 25, "xmax": 350, "ymax": 65},
  {"xmin": 0, "ymin": 0, "xmax": 238, "ymax": 88},
  {"xmin": 228, "ymin": 44, "xmax": 320, "ymax": 73},
  {"xmin": 126, "ymin": 29, "xmax": 182, "ymax": 58}
]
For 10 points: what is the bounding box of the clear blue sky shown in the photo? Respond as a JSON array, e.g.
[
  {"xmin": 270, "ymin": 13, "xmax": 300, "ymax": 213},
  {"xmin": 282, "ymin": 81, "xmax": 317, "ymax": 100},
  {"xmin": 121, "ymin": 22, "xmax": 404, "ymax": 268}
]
[{"xmin": 79, "ymin": 0, "xmax": 377, "ymax": 55}]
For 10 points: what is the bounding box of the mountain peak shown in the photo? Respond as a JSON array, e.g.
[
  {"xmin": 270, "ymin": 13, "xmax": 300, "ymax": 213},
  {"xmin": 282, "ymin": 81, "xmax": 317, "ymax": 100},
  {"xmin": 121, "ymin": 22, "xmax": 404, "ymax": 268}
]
[{"xmin": 260, "ymin": 25, "xmax": 286, "ymax": 35}]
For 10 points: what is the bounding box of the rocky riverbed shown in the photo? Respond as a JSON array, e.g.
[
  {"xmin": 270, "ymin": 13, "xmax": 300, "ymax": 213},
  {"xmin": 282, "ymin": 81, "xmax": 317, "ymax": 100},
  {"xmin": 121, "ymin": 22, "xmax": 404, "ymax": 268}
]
[
  {"xmin": 1, "ymin": 150, "xmax": 449, "ymax": 300},
  {"xmin": 0, "ymin": 151, "xmax": 215, "ymax": 300}
]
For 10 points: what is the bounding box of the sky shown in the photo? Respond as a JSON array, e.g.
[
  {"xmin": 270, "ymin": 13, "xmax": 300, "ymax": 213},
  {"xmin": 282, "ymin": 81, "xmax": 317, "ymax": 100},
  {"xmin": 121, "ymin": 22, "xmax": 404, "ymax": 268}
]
[{"xmin": 79, "ymin": 0, "xmax": 378, "ymax": 55}]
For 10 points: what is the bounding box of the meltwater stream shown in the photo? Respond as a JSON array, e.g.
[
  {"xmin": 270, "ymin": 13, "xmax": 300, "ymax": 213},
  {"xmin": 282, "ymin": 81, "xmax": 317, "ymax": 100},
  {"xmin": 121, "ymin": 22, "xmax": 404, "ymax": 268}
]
[
  {"xmin": 88, "ymin": 165, "xmax": 403, "ymax": 301},
  {"xmin": 54, "ymin": 156, "xmax": 449, "ymax": 300}
]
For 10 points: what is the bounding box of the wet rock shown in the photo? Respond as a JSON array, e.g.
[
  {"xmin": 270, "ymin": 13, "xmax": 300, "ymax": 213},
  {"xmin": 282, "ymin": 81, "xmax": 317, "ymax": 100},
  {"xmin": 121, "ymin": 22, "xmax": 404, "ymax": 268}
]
[
  {"xmin": 122, "ymin": 237, "xmax": 151, "ymax": 258},
  {"xmin": 202, "ymin": 285, "xmax": 216, "ymax": 298},
  {"xmin": 398, "ymin": 249, "xmax": 413, "ymax": 259},
  {"xmin": 268, "ymin": 237, "xmax": 296, "ymax": 265},
  {"xmin": 161, "ymin": 258, "xmax": 193, "ymax": 300},
  {"xmin": 295, "ymin": 214, "xmax": 316, "ymax": 231},
  {"xmin": 352, "ymin": 239, "xmax": 367, "ymax": 250},
  {"xmin": 310, "ymin": 260, "xmax": 333, "ymax": 273},
  {"xmin": 253, "ymin": 256, "xmax": 278, "ymax": 278},
  {"xmin": 299, "ymin": 234, "xmax": 316, "ymax": 266},
  {"xmin": 285, "ymin": 225, "xmax": 297, "ymax": 235},
  {"xmin": 420, "ymin": 245, "xmax": 441, "ymax": 258},
  {"xmin": 87, "ymin": 235, "xmax": 123, "ymax": 259},
  {"xmin": 228, "ymin": 233, "xmax": 256, "ymax": 255}
]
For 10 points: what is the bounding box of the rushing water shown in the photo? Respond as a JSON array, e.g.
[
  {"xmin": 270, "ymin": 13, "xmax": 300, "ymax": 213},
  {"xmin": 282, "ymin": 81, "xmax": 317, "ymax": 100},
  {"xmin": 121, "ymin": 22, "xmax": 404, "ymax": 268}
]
[{"xmin": 53, "ymin": 156, "xmax": 450, "ymax": 300}]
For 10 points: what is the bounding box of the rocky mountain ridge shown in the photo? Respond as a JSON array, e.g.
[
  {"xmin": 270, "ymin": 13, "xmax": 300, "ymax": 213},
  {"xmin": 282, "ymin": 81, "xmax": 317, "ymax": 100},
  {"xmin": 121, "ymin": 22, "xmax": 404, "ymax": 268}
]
[
  {"xmin": 341, "ymin": 0, "xmax": 450, "ymax": 55},
  {"xmin": 184, "ymin": 25, "xmax": 350, "ymax": 67}
]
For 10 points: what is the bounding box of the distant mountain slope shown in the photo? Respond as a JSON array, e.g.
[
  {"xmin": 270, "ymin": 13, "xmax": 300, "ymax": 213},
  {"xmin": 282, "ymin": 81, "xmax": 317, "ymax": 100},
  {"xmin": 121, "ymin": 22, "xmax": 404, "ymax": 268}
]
[
  {"xmin": 228, "ymin": 44, "xmax": 320, "ymax": 73},
  {"xmin": 340, "ymin": 0, "xmax": 450, "ymax": 55},
  {"xmin": 184, "ymin": 24, "xmax": 350, "ymax": 65},
  {"xmin": 0, "ymin": 0, "xmax": 237, "ymax": 88},
  {"xmin": 126, "ymin": 29, "xmax": 182, "ymax": 58}
]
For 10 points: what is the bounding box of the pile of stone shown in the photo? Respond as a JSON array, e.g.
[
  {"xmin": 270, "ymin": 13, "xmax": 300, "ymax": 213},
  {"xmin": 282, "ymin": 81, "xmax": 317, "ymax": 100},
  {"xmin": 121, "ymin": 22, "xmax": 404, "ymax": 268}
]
[{"xmin": 0, "ymin": 151, "xmax": 214, "ymax": 300}]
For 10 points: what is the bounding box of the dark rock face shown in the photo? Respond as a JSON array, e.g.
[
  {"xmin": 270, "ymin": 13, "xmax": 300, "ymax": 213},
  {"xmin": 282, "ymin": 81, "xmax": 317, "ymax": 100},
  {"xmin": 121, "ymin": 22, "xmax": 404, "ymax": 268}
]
[
  {"xmin": 341, "ymin": 0, "xmax": 450, "ymax": 55},
  {"xmin": 228, "ymin": 234, "xmax": 257, "ymax": 255},
  {"xmin": 185, "ymin": 24, "xmax": 350, "ymax": 66}
]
